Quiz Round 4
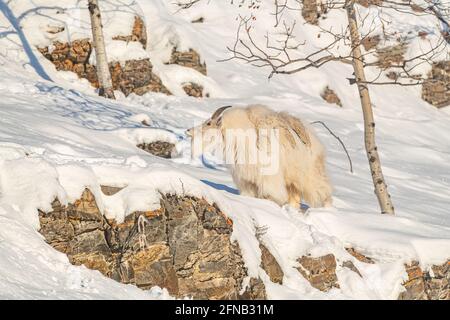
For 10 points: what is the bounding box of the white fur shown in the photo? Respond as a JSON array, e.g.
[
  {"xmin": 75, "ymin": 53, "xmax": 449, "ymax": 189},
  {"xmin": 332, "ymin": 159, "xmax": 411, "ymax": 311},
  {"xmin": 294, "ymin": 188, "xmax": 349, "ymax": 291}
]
[{"xmin": 188, "ymin": 104, "xmax": 333, "ymax": 209}]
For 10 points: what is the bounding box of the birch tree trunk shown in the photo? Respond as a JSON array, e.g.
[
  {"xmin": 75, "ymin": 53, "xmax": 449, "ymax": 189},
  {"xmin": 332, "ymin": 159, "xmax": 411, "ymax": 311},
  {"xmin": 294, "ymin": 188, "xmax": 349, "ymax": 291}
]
[
  {"xmin": 88, "ymin": 0, "xmax": 115, "ymax": 99},
  {"xmin": 345, "ymin": 0, "xmax": 395, "ymax": 215}
]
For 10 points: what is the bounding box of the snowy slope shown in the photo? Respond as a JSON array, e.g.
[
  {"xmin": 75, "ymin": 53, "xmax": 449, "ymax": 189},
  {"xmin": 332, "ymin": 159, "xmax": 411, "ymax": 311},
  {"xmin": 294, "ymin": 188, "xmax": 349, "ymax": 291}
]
[{"xmin": 0, "ymin": 0, "xmax": 449, "ymax": 299}]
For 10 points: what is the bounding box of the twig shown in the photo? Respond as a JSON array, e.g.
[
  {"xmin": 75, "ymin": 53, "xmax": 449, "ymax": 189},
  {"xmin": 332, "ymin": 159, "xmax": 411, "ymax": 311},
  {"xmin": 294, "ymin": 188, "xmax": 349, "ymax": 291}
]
[{"xmin": 311, "ymin": 120, "xmax": 353, "ymax": 173}]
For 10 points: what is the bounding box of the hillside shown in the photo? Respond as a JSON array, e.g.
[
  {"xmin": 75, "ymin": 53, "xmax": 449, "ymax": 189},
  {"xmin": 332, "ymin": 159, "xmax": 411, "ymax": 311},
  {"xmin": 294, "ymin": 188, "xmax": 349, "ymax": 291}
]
[{"xmin": 0, "ymin": 0, "xmax": 449, "ymax": 299}]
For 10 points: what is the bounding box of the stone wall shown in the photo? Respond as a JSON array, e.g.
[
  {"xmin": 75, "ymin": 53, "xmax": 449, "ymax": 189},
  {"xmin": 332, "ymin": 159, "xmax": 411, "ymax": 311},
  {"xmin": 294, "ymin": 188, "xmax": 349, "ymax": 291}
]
[{"xmin": 38, "ymin": 189, "xmax": 266, "ymax": 299}]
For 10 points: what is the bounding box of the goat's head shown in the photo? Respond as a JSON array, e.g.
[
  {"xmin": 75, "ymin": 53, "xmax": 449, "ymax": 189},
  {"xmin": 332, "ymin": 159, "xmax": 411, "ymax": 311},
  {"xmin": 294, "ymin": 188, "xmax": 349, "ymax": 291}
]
[{"xmin": 186, "ymin": 106, "xmax": 232, "ymax": 157}]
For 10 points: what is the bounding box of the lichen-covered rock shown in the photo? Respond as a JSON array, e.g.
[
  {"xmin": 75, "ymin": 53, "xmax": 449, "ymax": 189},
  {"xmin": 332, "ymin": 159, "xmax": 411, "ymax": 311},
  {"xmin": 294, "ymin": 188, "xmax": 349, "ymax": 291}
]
[
  {"xmin": 137, "ymin": 141, "xmax": 176, "ymax": 159},
  {"xmin": 422, "ymin": 61, "xmax": 450, "ymax": 108},
  {"xmin": 297, "ymin": 254, "xmax": 339, "ymax": 292},
  {"xmin": 39, "ymin": 189, "xmax": 263, "ymax": 299},
  {"xmin": 321, "ymin": 86, "xmax": 342, "ymax": 107},
  {"xmin": 38, "ymin": 41, "xmax": 170, "ymax": 96},
  {"xmin": 169, "ymin": 48, "xmax": 207, "ymax": 76},
  {"xmin": 259, "ymin": 243, "xmax": 283, "ymax": 284}
]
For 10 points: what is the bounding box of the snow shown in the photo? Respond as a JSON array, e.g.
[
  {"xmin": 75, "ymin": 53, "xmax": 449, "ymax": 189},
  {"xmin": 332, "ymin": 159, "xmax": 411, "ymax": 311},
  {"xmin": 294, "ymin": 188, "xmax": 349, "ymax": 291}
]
[{"xmin": 0, "ymin": 0, "xmax": 449, "ymax": 299}]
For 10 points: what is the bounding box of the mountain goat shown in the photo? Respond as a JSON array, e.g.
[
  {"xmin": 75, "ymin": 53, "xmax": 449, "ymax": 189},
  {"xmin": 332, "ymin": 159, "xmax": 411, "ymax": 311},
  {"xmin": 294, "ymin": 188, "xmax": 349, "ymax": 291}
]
[{"xmin": 186, "ymin": 104, "xmax": 333, "ymax": 209}]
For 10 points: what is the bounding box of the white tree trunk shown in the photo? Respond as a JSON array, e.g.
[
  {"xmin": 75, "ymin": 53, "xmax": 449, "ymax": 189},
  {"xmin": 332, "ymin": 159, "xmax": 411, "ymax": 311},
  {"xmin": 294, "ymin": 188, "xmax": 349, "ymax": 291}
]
[
  {"xmin": 345, "ymin": 0, "xmax": 395, "ymax": 215},
  {"xmin": 88, "ymin": 0, "xmax": 115, "ymax": 99}
]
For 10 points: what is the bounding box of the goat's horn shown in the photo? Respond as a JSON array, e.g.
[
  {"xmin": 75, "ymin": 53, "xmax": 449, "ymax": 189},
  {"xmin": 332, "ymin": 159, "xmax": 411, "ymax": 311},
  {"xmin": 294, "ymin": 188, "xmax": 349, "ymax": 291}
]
[{"xmin": 211, "ymin": 105, "xmax": 232, "ymax": 120}]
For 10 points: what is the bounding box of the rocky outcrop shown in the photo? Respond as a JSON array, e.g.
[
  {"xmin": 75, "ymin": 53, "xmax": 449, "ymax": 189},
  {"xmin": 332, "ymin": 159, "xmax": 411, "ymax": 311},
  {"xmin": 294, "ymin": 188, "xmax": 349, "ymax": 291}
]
[
  {"xmin": 239, "ymin": 278, "xmax": 267, "ymax": 300},
  {"xmin": 297, "ymin": 254, "xmax": 339, "ymax": 291},
  {"xmin": 168, "ymin": 48, "xmax": 207, "ymax": 76},
  {"xmin": 302, "ymin": 0, "xmax": 320, "ymax": 25},
  {"xmin": 345, "ymin": 247, "xmax": 375, "ymax": 264},
  {"xmin": 110, "ymin": 59, "xmax": 170, "ymax": 96},
  {"xmin": 137, "ymin": 141, "xmax": 176, "ymax": 159},
  {"xmin": 100, "ymin": 185, "xmax": 124, "ymax": 196},
  {"xmin": 321, "ymin": 86, "xmax": 342, "ymax": 107},
  {"xmin": 346, "ymin": 248, "xmax": 449, "ymax": 300},
  {"xmin": 259, "ymin": 243, "xmax": 284, "ymax": 284},
  {"xmin": 376, "ymin": 44, "xmax": 407, "ymax": 69},
  {"xmin": 400, "ymin": 261, "xmax": 449, "ymax": 300},
  {"xmin": 39, "ymin": 189, "xmax": 265, "ymax": 299},
  {"xmin": 422, "ymin": 61, "xmax": 450, "ymax": 108},
  {"xmin": 182, "ymin": 82, "xmax": 206, "ymax": 98},
  {"xmin": 38, "ymin": 39, "xmax": 97, "ymax": 85},
  {"xmin": 112, "ymin": 16, "xmax": 147, "ymax": 49},
  {"xmin": 296, "ymin": 249, "xmax": 449, "ymax": 299},
  {"xmin": 38, "ymin": 40, "xmax": 170, "ymax": 96},
  {"xmin": 191, "ymin": 17, "xmax": 205, "ymax": 24},
  {"xmin": 361, "ymin": 35, "xmax": 381, "ymax": 51},
  {"xmin": 356, "ymin": 0, "xmax": 383, "ymax": 7}
]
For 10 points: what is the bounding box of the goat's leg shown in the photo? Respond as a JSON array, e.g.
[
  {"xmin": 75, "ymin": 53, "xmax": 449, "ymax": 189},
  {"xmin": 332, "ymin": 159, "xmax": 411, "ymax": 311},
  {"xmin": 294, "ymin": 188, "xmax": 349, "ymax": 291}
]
[
  {"xmin": 286, "ymin": 183, "xmax": 301, "ymax": 209},
  {"xmin": 238, "ymin": 180, "xmax": 258, "ymax": 198}
]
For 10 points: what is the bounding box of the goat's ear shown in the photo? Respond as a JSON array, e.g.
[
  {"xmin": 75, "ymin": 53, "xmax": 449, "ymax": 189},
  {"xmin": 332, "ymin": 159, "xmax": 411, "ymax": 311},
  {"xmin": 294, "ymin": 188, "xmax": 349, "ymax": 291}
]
[{"xmin": 186, "ymin": 128, "xmax": 194, "ymax": 137}]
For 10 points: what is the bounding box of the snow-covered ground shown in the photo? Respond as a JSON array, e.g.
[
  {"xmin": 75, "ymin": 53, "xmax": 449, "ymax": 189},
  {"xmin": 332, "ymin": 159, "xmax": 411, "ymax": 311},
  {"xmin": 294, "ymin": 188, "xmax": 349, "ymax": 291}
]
[{"xmin": 0, "ymin": 0, "xmax": 449, "ymax": 299}]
